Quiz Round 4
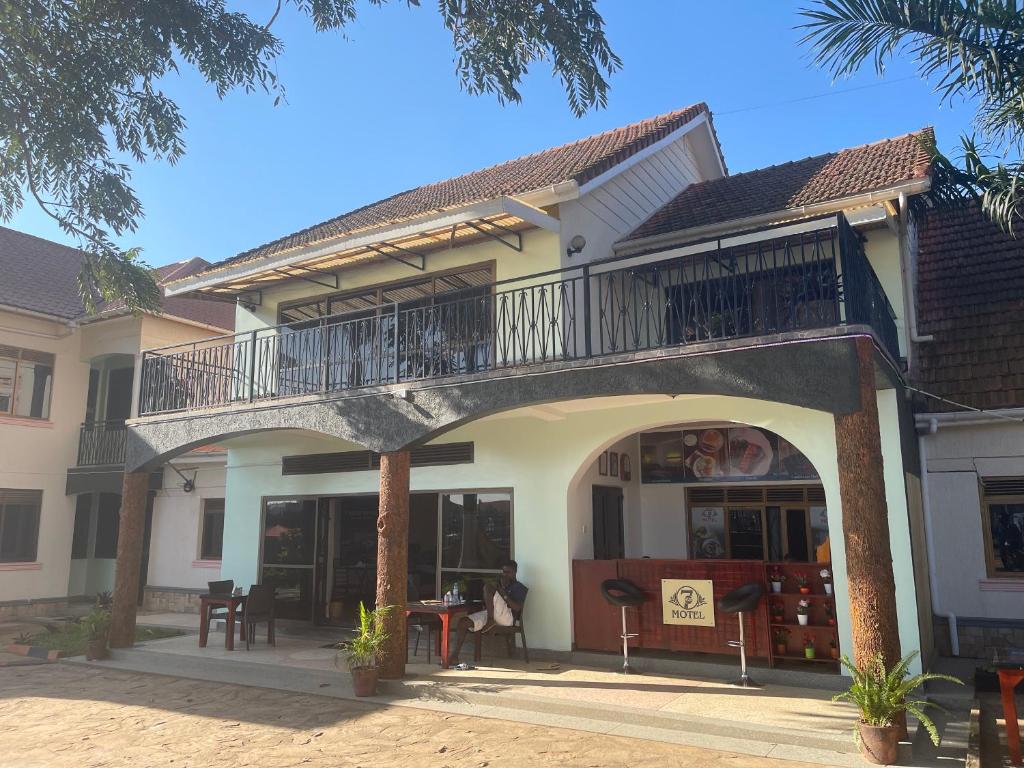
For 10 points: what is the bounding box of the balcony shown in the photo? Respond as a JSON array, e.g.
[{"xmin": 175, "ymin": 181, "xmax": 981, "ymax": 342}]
[
  {"xmin": 77, "ymin": 420, "xmax": 127, "ymax": 466},
  {"xmin": 138, "ymin": 214, "xmax": 899, "ymax": 418}
]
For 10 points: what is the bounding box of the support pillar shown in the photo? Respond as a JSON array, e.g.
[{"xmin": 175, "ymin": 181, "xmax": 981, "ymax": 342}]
[
  {"xmin": 834, "ymin": 336, "xmax": 902, "ymax": 670},
  {"xmin": 376, "ymin": 450, "xmax": 410, "ymax": 680},
  {"xmin": 109, "ymin": 470, "xmax": 149, "ymax": 648}
]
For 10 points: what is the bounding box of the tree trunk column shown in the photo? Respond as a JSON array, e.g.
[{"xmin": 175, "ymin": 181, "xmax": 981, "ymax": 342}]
[
  {"xmin": 376, "ymin": 450, "xmax": 410, "ymax": 680},
  {"xmin": 109, "ymin": 470, "xmax": 149, "ymax": 648},
  {"xmin": 834, "ymin": 336, "xmax": 902, "ymax": 670}
]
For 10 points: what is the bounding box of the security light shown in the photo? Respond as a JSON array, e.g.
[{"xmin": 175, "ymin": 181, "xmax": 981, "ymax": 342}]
[{"xmin": 566, "ymin": 234, "xmax": 587, "ymax": 258}]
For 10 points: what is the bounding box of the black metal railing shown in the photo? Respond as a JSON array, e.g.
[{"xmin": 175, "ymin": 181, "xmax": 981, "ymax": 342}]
[
  {"xmin": 138, "ymin": 214, "xmax": 899, "ymax": 416},
  {"xmin": 77, "ymin": 420, "xmax": 127, "ymax": 466}
]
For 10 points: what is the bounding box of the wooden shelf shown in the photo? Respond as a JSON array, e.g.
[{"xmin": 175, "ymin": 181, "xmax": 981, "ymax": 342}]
[
  {"xmin": 774, "ymin": 654, "xmax": 840, "ymax": 664},
  {"xmin": 770, "ymin": 621, "xmax": 838, "ymax": 629},
  {"xmin": 767, "ymin": 592, "xmax": 835, "ymax": 599}
]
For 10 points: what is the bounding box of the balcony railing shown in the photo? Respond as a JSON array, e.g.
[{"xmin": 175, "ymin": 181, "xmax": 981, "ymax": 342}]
[
  {"xmin": 77, "ymin": 420, "xmax": 127, "ymax": 466},
  {"xmin": 139, "ymin": 214, "xmax": 899, "ymax": 417}
]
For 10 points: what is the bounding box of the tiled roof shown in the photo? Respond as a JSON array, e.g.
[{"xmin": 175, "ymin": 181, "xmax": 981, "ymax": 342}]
[
  {"xmin": 625, "ymin": 128, "xmax": 934, "ymax": 242},
  {"xmin": 916, "ymin": 203, "xmax": 1024, "ymax": 411},
  {"xmin": 208, "ymin": 103, "xmax": 714, "ymax": 272},
  {"xmin": 0, "ymin": 226, "xmax": 233, "ymax": 330}
]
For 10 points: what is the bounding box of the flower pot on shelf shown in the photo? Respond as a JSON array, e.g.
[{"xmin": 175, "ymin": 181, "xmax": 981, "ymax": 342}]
[
  {"xmin": 830, "ymin": 647, "xmax": 840, "ymax": 660},
  {"xmin": 797, "ymin": 614, "xmax": 809, "ymax": 626},
  {"xmin": 776, "ymin": 643, "xmax": 787, "ymax": 655},
  {"xmin": 350, "ymin": 666, "xmax": 379, "ymax": 697},
  {"xmin": 804, "ymin": 646, "xmax": 816, "ymax": 660},
  {"xmin": 770, "ymin": 581, "xmax": 782, "ymax": 593},
  {"xmin": 824, "ymin": 583, "xmax": 833, "ymax": 595},
  {"xmin": 858, "ymin": 722, "xmax": 901, "ymax": 765},
  {"xmin": 798, "ymin": 586, "xmax": 811, "ymax": 595}
]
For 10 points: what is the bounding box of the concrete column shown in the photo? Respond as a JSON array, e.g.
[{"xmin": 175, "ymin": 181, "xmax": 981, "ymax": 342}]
[
  {"xmin": 375, "ymin": 450, "xmax": 410, "ymax": 680},
  {"xmin": 109, "ymin": 470, "xmax": 149, "ymax": 648},
  {"xmin": 834, "ymin": 336, "xmax": 902, "ymax": 670}
]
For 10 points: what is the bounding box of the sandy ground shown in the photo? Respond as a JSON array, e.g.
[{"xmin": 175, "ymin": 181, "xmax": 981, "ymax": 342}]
[
  {"xmin": 0, "ymin": 663, "xmax": 824, "ymax": 768},
  {"xmin": 979, "ymin": 691, "xmax": 1022, "ymax": 768}
]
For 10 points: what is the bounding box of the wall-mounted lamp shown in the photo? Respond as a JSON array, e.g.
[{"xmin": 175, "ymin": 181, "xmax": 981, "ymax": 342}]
[{"xmin": 566, "ymin": 234, "xmax": 587, "ymax": 258}]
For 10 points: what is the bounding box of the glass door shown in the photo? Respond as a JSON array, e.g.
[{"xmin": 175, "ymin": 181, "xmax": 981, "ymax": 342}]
[{"xmin": 261, "ymin": 498, "xmax": 317, "ymax": 620}]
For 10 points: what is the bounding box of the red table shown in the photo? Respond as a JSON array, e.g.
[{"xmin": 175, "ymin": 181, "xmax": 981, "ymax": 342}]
[
  {"xmin": 199, "ymin": 593, "xmax": 247, "ymax": 651},
  {"xmin": 998, "ymin": 650, "xmax": 1024, "ymax": 765},
  {"xmin": 405, "ymin": 601, "xmax": 477, "ymax": 669}
]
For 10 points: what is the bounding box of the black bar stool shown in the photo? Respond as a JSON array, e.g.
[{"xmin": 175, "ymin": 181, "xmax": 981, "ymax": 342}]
[
  {"xmin": 718, "ymin": 582, "xmax": 764, "ymax": 688},
  {"xmin": 600, "ymin": 579, "xmax": 647, "ymax": 674}
]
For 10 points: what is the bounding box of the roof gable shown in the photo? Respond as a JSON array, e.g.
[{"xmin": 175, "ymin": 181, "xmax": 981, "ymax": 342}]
[{"xmin": 625, "ymin": 128, "xmax": 934, "ymax": 243}]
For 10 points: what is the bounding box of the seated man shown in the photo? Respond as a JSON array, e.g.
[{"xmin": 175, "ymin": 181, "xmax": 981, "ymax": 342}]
[{"xmin": 448, "ymin": 560, "xmax": 527, "ymax": 665}]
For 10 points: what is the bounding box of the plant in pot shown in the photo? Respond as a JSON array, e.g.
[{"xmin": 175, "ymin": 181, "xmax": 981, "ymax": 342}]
[
  {"xmin": 768, "ymin": 567, "xmax": 786, "ymax": 594},
  {"xmin": 824, "ymin": 602, "xmax": 836, "ymax": 626},
  {"xmin": 770, "ymin": 601, "xmax": 785, "ymax": 623},
  {"xmin": 795, "ymin": 573, "xmax": 811, "ymax": 594},
  {"xmin": 803, "ymin": 634, "xmax": 815, "ymax": 660},
  {"xmin": 820, "ymin": 568, "xmax": 833, "ymax": 595},
  {"xmin": 81, "ymin": 606, "xmax": 111, "ymax": 661},
  {"xmin": 833, "ymin": 651, "xmax": 962, "ymax": 765},
  {"xmin": 773, "ymin": 627, "xmax": 790, "ymax": 656},
  {"xmin": 796, "ymin": 599, "xmax": 811, "ymax": 626},
  {"xmin": 829, "ymin": 638, "xmax": 839, "ymax": 660},
  {"xmin": 336, "ymin": 602, "xmax": 393, "ymax": 697}
]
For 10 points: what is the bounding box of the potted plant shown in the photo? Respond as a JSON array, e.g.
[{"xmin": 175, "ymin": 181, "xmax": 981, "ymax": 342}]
[
  {"xmin": 336, "ymin": 602, "xmax": 392, "ymax": 697},
  {"xmin": 833, "ymin": 651, "xmax": 962, "ymax": 765},
  {"xmin": 81, "ymin": 606, "xmax": 111, "ymax": 661},
  {"xmin": 770, "ymin": 601, "xmax": 785, "ymax": 623},
  {"xmin": 773, "ymin": 627, "xmax": 790, "ymax": 656},
  {"xmin": 824, "ymin": 603, "xmax": 836, "ymax": 626},
  {"xmin": 820, "ymin": 568, "xmax": 833, "ymax": 595},
  {"xmin": 803, "ymin": 635, "xmax": 815, "ymax": 659},
  {"xmin": 829, "ymin": 638, "xmax": 839, "ymax": 660},
  {"xmin": 768, "ymin": 567, "xmax": 786, "ymax": 593},
  {"xmin": 796, "ymin": 598, "xmax": 811, "ymax": 626},
  {"xmin": 795, "ymin": 573, "xmax": 811, "ymax": 594}
]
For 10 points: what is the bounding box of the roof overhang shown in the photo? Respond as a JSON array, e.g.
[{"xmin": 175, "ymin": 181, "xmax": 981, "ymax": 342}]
[
  {"xmin": 614, "ymin": 177, "xmax": 932, "ymax": 258},
  {"xmin": 165, "ymin": 196, "xmax": 561, "ymax": 299}
]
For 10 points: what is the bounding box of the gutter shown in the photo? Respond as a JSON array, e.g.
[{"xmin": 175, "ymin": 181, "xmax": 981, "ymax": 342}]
[
  {"xmin": 0, "ymin": 303, "xmax": 78, "ymax": 337},
  {"xmin": 896, "ymin": 191, "xmax": 934, "ymax": 377},
  {"xmin": 614, "ymin": 177, "xmax": 933, "ymax": 258}
]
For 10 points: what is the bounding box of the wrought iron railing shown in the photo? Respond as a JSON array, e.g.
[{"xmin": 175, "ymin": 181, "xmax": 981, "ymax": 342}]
[
  {"xmin": 138, "ymin": 214, "xmax": 899, "ymax": 416},
  {"xmin": 77, "ymin": 420, "xmax": 127, "ymax": 466}
]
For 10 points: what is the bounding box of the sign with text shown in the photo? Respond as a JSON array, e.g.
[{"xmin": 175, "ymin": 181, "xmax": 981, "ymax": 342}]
[{"xmin": 661, "ymin": 579, "xmax": 716, "ymax": 627}]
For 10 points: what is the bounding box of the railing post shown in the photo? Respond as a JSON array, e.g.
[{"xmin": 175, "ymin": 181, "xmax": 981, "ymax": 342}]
[
  {"xmin": 582, "ymin": 264, "xmax": 592, "ymax": 358},
  {"xmin": 248, "ymin": 330, "xmax": 258, "ymax": 402},
  {"xmin": 393, "ymin": 302, "xmax": 401, "ymax": 383}
]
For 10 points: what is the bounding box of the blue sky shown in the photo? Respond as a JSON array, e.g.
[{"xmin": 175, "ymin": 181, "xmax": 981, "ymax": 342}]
[{"xmin": 10, "ymin": 1, "xmax": 980, "ymax": 268}]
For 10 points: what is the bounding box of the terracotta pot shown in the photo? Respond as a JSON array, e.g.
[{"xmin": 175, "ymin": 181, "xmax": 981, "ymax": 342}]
[
  {"xmin": 858, "ymin": 722, "xmax": 901, "ymax": 765},
  {"xmin": 350, "ymin": 666, "xmax": 379, "ymax": 697},
  {"xmin": 799, "ymin": 586, "xmax": 811, "ymax": 594},
  {"xmin": 776, "ymin": 644, "xmax": 787, "ymax": 655},
  {"xmin": 86, "ymin": 638, "xmax": 108, "ymax": 661},
  {"xmin": 830, "ymin": 648, "xmax": 839, "ymax": 659}
]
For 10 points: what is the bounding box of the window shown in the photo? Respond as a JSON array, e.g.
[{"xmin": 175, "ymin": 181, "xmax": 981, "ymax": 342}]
[
  {"xmin": 200, "ymin": 498, "xmax": 225, "ymax": 560},
  {"xmin": 72, "ymin": 495, "xmax": 91, "ymax": 559},
  {"xmin": 0, "ymin": 346, "xmax": 55, "ymax": 419},
  {"xmin": 440, "ymin": 492, "xmax": 512, "ymax": 590},
  {"xmin": 94, "ymin": 493, "xmax": 121, "ymax": 559},
  {"xmin": 982, "ymin": 478, "xmax": 1024, "ymax": 576},
  {"xmin": 0, "ymin": 489, "xmax": 41, "ymax": 562}
]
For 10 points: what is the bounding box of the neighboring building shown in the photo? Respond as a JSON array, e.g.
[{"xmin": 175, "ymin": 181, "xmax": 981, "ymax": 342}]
[
  {"xmin": 0, "ymin": 228, "xmax": 232, "ymax": 617},
  {"xmin": 124, "ymin": 104, "xmax": 939, "ymax": 673},
  {"xmin": 914, "ymin": 204, "xmax": 1024, "ymax": 659}
]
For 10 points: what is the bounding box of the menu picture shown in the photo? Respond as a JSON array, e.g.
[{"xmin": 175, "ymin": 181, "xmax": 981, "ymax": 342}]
[{"xmin": 641, "ymin": 427, "xmax": 819, "ymax": 484}]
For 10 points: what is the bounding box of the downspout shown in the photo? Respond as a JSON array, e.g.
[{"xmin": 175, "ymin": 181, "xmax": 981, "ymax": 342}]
[
  {"xmin": 897, "ymin": 191, "xmax": 934, "ymax": 376},
  {"xmin": 919, "ymin": 416, "xmax": 959, "ymax": 656}
]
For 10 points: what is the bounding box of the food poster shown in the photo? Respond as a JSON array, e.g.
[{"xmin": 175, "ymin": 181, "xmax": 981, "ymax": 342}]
[
  {"xmin": 690, "ymin": 506, "xmax": 727, "ymax": 559},
  {"xmin": 675, "ymin": 427, "xmax": 819, "ymax": 482},
  {"xmin": 640, "ymin": 431, "xmax": 686, "ymax": 483}
]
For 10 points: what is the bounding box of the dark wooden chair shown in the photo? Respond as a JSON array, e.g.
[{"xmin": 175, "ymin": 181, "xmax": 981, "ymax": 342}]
[
  {"xmin": 206, "ymin": 579, "xmax": 234, "ymax": 625},
  {"xmin": 243, "ymin": 584, "xmax": 276, "ymax": 650},
  {"xmin": 407, "ymin": 576, "xmax": 438, "ymax": 662},
  {"xmin": 473, "ymin": 593, "xmax": 529, "ymax": 664}
]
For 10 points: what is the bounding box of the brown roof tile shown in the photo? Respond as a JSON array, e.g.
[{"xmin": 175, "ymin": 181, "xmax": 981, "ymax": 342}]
[
  {"xmin": 208, "ymin": 103, "xmax": 714, "ymax": 273},
  {"xmin": 625, "ymin": 128, "xmax": 934, "ymax": 242},
  {"xmin": 915, "ymin": 203, "xmax": 1024, "ymax": 411}
]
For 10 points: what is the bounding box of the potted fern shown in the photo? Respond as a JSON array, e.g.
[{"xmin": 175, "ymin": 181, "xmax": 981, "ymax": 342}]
[
  {"xmin": 336, "ymin": 602, "xmax": 392, "ymax": 697},
  {"xmin": 82, "ymin": 606, "xmax": 111, "ymax": 661},
  {"xmin": 833, "ymin": 651, "xmax": 961, "ymax": 765}
]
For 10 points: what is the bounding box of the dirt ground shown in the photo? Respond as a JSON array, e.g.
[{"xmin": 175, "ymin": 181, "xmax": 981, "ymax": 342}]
[
  {"xmin": 0, "ymin": 663, "xmax": 823, "ymax": 768},
  {"xmin": 979, "ymin": 691, "xmax": 1021, "ymax": 768}
]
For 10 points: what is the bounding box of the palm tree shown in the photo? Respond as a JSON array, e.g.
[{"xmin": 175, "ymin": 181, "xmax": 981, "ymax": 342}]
[{"xmin": 800, "ymin": 0, "xmax": 1024, "ymax": 232}]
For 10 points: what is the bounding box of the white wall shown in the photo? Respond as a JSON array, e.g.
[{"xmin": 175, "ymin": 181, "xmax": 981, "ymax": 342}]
[
  {"xmin": 638, "ymin": 484, "xmax": 690, "ymax": 558},
  {"xmin": 863, "ymin": 227, "xmax": 908, "ymax": 357},
  {"xmin": 923, "ymin": 420, "xmax": 1024, "ymax": 619},
  {"xmin": 566, "ymin": 433, "xmax": 642, "ymax": 560},
  {"xmin": 147, "ymin": 460, "xmax": 227, "ymax": 590}
]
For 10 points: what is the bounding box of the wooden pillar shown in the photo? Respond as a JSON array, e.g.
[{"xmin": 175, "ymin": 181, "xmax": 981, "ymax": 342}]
[
  {"xmin": 376, "ymin": 450, "xmax": 410, "ymax": 680},
  {"xmin": 834, "ymin": 336, "xmax": 902, "ymax": 671},
  {"xmin": 109, "ymin": 470, "xmax": 149, "ymax": 648}
]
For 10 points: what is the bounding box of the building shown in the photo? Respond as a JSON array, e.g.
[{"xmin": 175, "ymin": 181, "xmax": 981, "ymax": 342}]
[
  {"xmin": 116, "ymin": 103, "xmax": 940, "ymax": 675},
  {"xmin": 0, "ymin": 228, "xmax": 232, "ymax": 617},
  {"xmin": 914, "ymin": 204, "xmax": 1024, "ymax": 659}
]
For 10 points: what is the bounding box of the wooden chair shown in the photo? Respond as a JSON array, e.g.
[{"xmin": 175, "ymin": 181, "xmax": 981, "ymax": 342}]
[
  {"xmin": 473, "ymin": 595, "xmax": 529, "ymax": 664},
  {"xmin": 407, "ymin": 576, "xmax": 438, "ymax": 662},
  {"xmin": 243, "ymin": 584, "xmax": 276, "ymax": 650}
]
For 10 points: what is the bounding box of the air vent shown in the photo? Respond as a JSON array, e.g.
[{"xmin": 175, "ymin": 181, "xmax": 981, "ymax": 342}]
[
  {"xmin": 766, "ymin": 487, "xmax": 806, "ymax": 503},
  {"xmin": 807, "ymin": 486, "xmax": 827, "ymax": 504},
  {"xmin": 726, "ymin": 488, "xmax": 765, "ymax": 504},
  {"xmin": 688, "ymin": 488, "xmax": 725, "ymax": 504},
  {"xmin": 982, "ymin": 477, "xmax": 1024, "ymax": 497},
  {"xmin": 283, "ymin": 442, "xmax": 474, "ymax": 475}
]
